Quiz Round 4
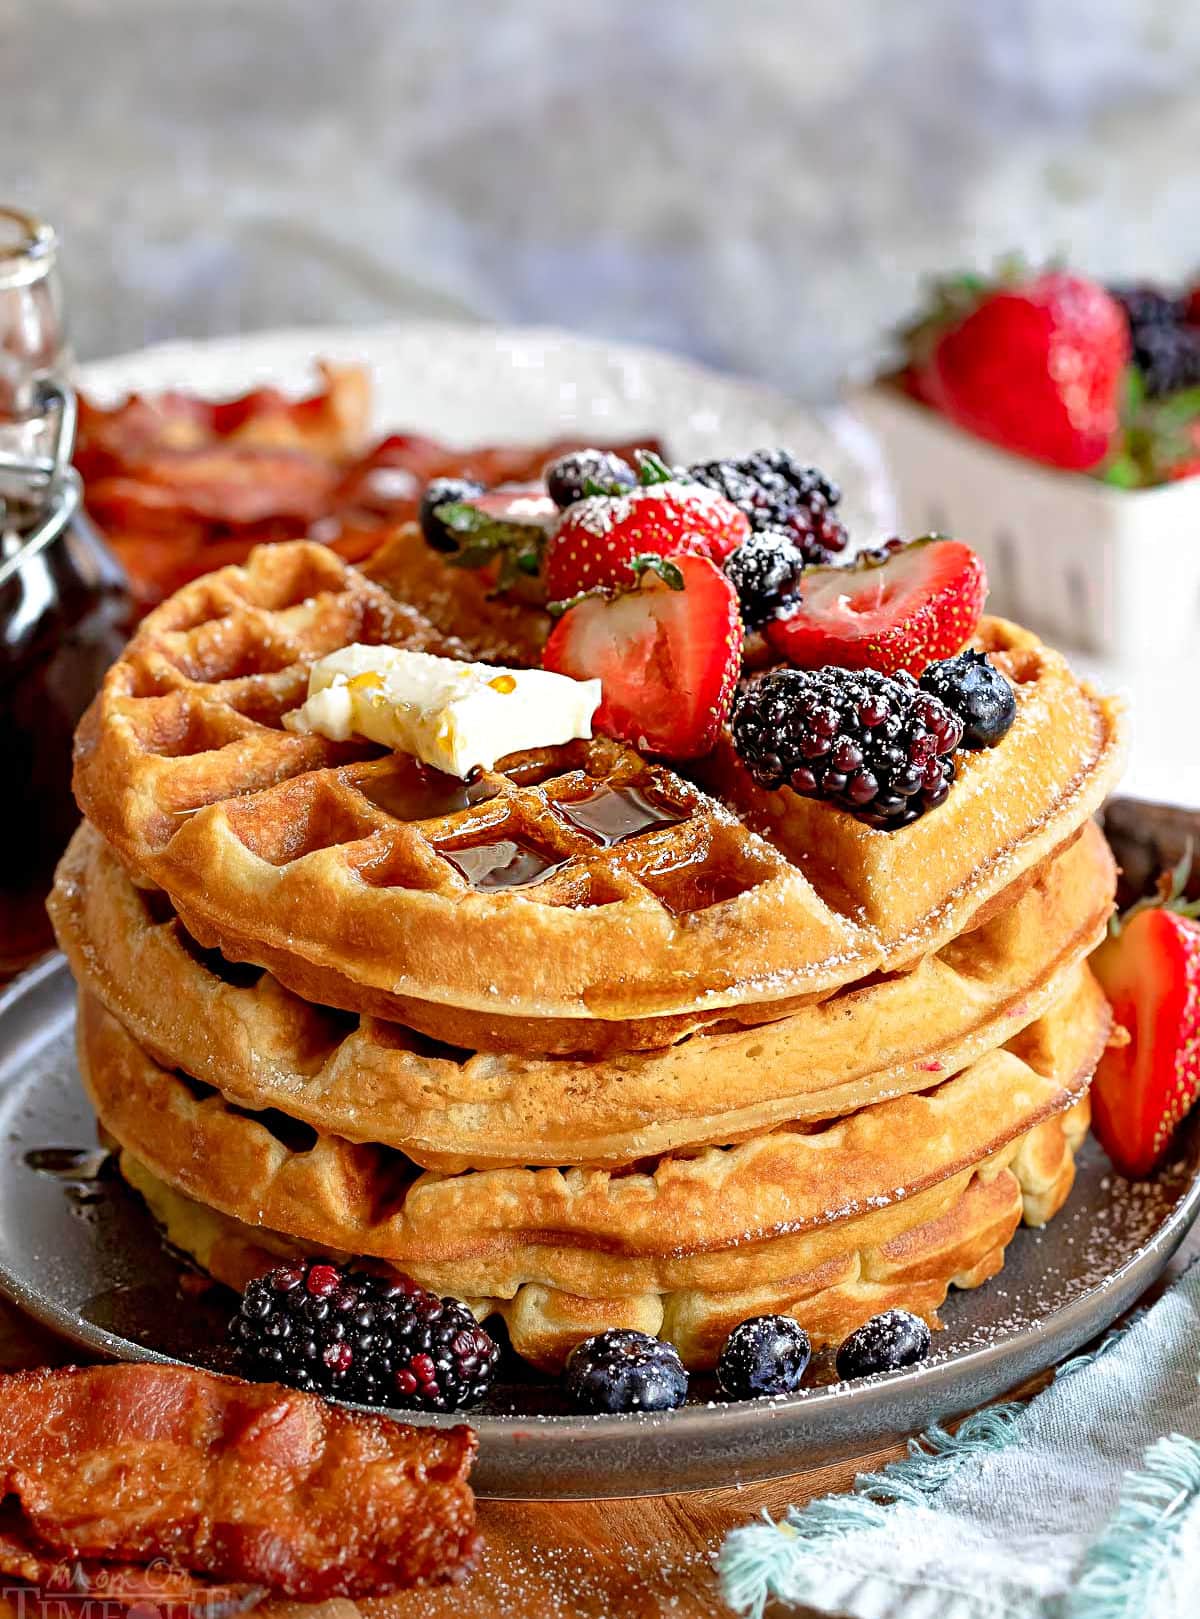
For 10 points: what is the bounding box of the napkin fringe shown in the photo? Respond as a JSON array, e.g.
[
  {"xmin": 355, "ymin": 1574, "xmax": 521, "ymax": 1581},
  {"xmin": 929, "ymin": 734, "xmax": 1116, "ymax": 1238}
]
[
  {"xmin": 718, "ymin": 1318, "xmax": 1138, "ymax": 1619},
  {"xmin": 719, "ymin": 1401, "xmax": 1027, "ymax": 1618},
  {"xmin": 1066, "ymin": 1432, "xmax": 1200, "ymax": 1619}
]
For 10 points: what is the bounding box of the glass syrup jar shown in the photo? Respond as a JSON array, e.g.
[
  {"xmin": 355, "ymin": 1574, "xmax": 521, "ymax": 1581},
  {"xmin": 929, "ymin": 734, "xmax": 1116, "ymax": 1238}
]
[{"xmin": 0, "ymin": 207, "xmax": 131, "ymax": 976}]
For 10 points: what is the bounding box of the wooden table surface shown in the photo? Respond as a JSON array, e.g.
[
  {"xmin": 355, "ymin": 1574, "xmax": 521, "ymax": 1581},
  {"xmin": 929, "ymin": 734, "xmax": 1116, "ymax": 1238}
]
[{"xmin": 3, "ymin": 1222, "xmax": 1197, "ymax": 1619}]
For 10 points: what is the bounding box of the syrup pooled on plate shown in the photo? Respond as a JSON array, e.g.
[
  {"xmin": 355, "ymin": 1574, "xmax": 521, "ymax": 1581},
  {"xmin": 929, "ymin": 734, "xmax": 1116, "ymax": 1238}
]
[{"xmin": 554, "ymin": 783, "xmax": 688, "ymax": 847}]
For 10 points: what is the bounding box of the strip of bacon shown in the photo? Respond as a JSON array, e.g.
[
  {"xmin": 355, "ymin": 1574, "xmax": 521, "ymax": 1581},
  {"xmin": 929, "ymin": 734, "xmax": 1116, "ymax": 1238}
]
[
  {"xmin": 0, "ymin": 1365, "xmax": 479, "ymax": 1604},
  {"xmin": 75, "ymin": 362, "xmax": 661, "ymax": 607}
]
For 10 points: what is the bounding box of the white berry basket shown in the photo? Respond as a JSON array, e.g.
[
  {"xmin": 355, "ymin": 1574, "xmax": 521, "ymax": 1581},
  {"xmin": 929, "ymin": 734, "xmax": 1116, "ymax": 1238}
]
[{"xmin": 850, "ymin": 381, "xmax": 1200, "ymax": 662}]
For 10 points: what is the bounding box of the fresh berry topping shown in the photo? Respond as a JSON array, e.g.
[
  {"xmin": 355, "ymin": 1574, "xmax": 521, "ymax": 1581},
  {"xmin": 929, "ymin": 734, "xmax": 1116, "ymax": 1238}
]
[
  {"xmin": 918, "ymin": 649, "xmax": 1016, "ymax": 749},
  {"xmin": 715, "ymin": 1315, "xmax": 812, "ymax": 1400},
  {"xmin": 687, "ymin": 451, "xmax": 849, "ymax": 565},
  {"xmin": 545, "ymin": 448, "xmax": 636, "ymax": 509},
  {"xmin": 543, "ymin": 553, "xmax": 743, "ymax": 760},
  {"xmin": 564, "ymin": 1329, "xmax": 688, "ymax": 1413},
  {"xmin": 543, "ymin": 453, "xmax": 749, "ymax": 601},
  {"xmin": 1109, "ymin": 283, "xmax": 1183, "ymax": 333},
  {"xmin": 908, "ymin": 270, "xmax": 1128, "ymax": 470},
  {"xmin": 1129, "ymin": 322, "xmax": 1200, "ymax": 401},
  {"xmin": 421, "ymin": 482, "xmax": 557, "ymax": 591},
  {"xmin": 765, "ymin": 537, "xmax": 986, "ymax": 678},
  {"xmin": 419, "ymin": 477, "xmax": 485, "ymax": 552},
  {"xmin": 1090, "ymin": 858, "xmax": 1200, "ymax": 1178},
  {"xmin": 835, "ymin": 1310, "xmax": 932, "ymax": 1381},
  {"xmin": 724, "ymin": 530, "xmax": 806, "ymax": 630},
  {"xmin": 231, "ymin": 1258, "xmax": 500, "ymax": 1411},
  {"xmin": 731, "ymin": 665, "xmax": 962, "ymax": 830}
]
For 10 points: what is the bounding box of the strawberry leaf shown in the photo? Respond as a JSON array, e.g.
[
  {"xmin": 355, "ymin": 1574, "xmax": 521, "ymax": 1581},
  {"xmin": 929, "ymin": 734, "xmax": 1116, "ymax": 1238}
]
[
  {"xmin": 629, "ymin": 553, "xmax": 685, "ymax": 590},
  {"xmin": 635, "ymin": 449, "xmax": 676, "ymax": 486},
  {"xmin": 432, "ymin": 500, "xmax": 548, "ymax": 583},
  {"xmin": 1111, "ymin": 838, "xmax": 1200, "ymax": 934}
]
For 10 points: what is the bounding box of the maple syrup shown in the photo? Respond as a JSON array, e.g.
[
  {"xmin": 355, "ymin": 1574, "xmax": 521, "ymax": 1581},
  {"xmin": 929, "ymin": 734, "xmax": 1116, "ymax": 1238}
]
[
  {"xmin": 0, "ymin": 209, "xmax": 132, "ymax": 975},
  {"xmin": 441, "ymin": 835, "xmax": 566, "ymax": 891},
  {"xmin": 555, "ymin": 782, "xmax": 688, "ymax": 847},
  {"xmin": 356, "ymin": 762, "xmax": 496, "ymax": 823}
]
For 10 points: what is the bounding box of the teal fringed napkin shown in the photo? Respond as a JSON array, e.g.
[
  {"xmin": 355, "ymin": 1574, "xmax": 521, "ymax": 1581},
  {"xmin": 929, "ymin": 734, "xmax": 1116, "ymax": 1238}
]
[{"xmin": 719, "ymin": 1259, "xmax": 1200, "ymax": 1619}]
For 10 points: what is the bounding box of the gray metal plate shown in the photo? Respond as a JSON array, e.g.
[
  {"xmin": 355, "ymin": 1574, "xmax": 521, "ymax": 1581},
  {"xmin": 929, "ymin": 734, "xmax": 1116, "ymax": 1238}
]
[{"xmin": 1, "ymin": 953, "xmax": 1197, "ymax": 1500}]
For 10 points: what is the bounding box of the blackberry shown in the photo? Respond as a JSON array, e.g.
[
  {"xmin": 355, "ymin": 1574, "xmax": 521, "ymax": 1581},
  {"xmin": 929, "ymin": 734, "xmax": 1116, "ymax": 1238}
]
[
  {"xmin": 835, "ymin": 1310, "xmax": 932, "ymax": 1381},
  {"xmin": 419, "ymin": 477, "xmax": 485, "ymax": 552},
  {"xmin": 731, "ymin": 666, "xmax": 963, "ymax": 830},
  {"xmin": 1109, "ymin": 282, "xmax": 1182, "ymax": 333},
  {"xmin": 1131, "ymin": 322, "xmax": 1200, "ymax": 399},
  {"xmin": 687, "ymin": 451, "xmax": 849, "ymax": 565},
  {"xmin": 724, "ymin": 530, "xmax": 807, "ymax": 629},
  {"xmin": 716, "ymin": 1316, "xmax": 811, "ymax": 1400},
  {"xmin": 545, "ymin": 448, "xmax": 636, "ymax": 509},
  {"xmin": 564, "ymin": 1329, "xmax": 688, "ymax": 1413},
  {"xmin": 232, "ymin": 1258, "xmax": 499, "ymax": 1412},
  {"xmin": 919, "ymin": 649, "xmax": 1016, "ymax": 749}
]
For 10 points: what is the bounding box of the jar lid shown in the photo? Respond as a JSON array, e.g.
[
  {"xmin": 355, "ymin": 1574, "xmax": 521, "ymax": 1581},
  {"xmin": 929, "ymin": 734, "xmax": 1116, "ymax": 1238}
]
[{"xmin": 0, "ymin": 207, "xmax": 58, "ymax": 293}]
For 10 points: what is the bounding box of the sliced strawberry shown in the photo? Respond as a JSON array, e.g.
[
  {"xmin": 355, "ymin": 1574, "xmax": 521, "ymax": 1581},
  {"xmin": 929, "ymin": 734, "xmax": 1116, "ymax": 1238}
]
[
  {"xmin": 543, "ymin": 476, "xmax": 749, "ymax": 601},
  {"xmin": 907, "ymin": 270, "xmax": 1128, "ymax": 471},
  {"xmin": 543, "ymin": 554, "xmax": 743, "ymax": 759},
  {"xmin": 1091, "ymin": 907, "xmax": 1200, "ymax": 1177},
  {"xmin": 765, "ymin": 538, "xmax": 986, "ymax": 678}
]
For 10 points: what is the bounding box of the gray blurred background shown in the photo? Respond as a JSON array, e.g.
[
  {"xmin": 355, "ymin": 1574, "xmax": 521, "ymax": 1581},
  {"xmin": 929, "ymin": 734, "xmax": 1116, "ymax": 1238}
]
[{"xmin": 3, "ymin": 0, "xmax": 1198, "ymax": 398}]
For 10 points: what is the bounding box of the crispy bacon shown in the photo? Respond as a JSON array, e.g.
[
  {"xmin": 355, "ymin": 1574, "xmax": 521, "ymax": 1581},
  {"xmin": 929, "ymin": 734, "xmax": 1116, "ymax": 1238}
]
[
  {"xmin": 0, "ymin": 1365, "xmax": 479, "ymax": 1606},
  {"xmin": 75, "ymin": 362, "xmax": 661, "ymax": 607}
]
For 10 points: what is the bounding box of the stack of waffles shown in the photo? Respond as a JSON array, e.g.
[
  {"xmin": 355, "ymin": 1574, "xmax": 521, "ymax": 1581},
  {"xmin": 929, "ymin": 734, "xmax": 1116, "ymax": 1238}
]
[{"xmin": 51, "ymin": 539, "xmax": 1126, "ymax": 1372}]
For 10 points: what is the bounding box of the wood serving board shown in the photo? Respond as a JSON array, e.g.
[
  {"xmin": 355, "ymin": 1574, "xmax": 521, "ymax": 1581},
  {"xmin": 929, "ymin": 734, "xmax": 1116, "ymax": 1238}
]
[{"xmin": 2, "ymin": 1221, "xmax": 1196, "ymax": 1619}]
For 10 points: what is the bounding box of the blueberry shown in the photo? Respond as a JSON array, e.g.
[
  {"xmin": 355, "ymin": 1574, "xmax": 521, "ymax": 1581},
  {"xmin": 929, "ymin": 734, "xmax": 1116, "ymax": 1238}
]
[
  {"xmin": 835, "ymin": 1310, "xmax": 932, "ymax": 1381},
  {"xmin": 716, "ymin": 1315, "xmax": 812, "ymax": 1400},
  {"xmin": 545, "ymin": 449, "xmax": 635, "ymax": 509},
  {"xmin": 419, "ymin": 476, "xmax": 485, "ymax": 552},
  {"xmin": 564, "ymin": 1329, "xmax": 688, "ymax": 1413},
  {"xmin": 919, "ymin": 650, "xmax": 1016, "ymax": 750}
]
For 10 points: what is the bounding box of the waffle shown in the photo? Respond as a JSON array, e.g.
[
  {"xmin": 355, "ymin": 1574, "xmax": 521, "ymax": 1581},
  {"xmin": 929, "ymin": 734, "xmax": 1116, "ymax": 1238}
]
[
  {"xmin": 118, "ymin": 1092, "xmax": 1088, "ymax": 1372},
  {"xmin": 78, "ymin": 967, "xmax": 1107, "ymax": 1302},
  {"xmin": 72, "ymin": 542, "xmax": 1126, "ymax": 1052},
  {"xmin": 53, "ymin": 819, "xmax": 1115, "ymax": 1170}
]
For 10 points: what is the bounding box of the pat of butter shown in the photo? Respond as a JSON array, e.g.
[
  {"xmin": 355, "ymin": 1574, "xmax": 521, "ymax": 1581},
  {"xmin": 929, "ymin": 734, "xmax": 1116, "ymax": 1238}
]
[{"xmin": 283, "ymin": 645, "xmax": 602, "ymax": 778}]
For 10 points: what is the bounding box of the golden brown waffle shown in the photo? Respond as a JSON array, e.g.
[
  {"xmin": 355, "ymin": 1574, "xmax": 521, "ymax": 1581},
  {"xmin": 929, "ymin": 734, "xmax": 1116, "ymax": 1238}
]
[
  {"xmin": 72, "ymin": 543, "xmax": 1126, "ymax": 1052},
  {"xmin": 78, "ymin": 968, "xmax": 1107, "ymax": 1303},
  {"xmin": 53, "ymin": 820, "xmax": 1115, "ymax": 1170},
  {"xmin": 119, "ymin": 1095, "xmax": 1087, "ymax": 1371}
]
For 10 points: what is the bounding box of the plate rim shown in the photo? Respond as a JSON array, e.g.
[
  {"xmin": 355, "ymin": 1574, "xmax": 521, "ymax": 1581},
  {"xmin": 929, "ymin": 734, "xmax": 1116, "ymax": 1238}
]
[{"xmin": 3, "ymin": 954, "xmax": 1199, "ymax": 1471}]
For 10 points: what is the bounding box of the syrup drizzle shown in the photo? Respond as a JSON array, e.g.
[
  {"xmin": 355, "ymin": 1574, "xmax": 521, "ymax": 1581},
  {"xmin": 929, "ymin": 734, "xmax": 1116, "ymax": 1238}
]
[
  {"xmin": 357, "ymin": 765, "xmax": 496, "ymax": 823},
  {"xmin": 554, "ymin": 783, "xmax": 688, "ymax": 847},
  {"xmin": 441, "ymin": 837, "xmax": 566, "ymax": 891}
]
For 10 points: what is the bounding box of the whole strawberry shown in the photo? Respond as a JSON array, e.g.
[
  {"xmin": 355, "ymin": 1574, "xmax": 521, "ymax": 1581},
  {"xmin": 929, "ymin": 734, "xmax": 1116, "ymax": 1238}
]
[
  {"xmin": 909, "ymin": 270, "xmax": 1129, "ymax": 471},
  {"xmin": 543, "ymin": 451, "xmax": 749, "ymax": 602}
]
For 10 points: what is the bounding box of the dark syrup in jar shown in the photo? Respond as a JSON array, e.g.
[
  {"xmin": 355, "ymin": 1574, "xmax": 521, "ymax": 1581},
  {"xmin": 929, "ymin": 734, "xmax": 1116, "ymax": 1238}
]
[
  {"xmin": 0, "ymin": 210, "xmax": 132, "ymax": 976},
  {"xmin": 2, "ymin": 507, "xmax": 130, "ymax": 973}
]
